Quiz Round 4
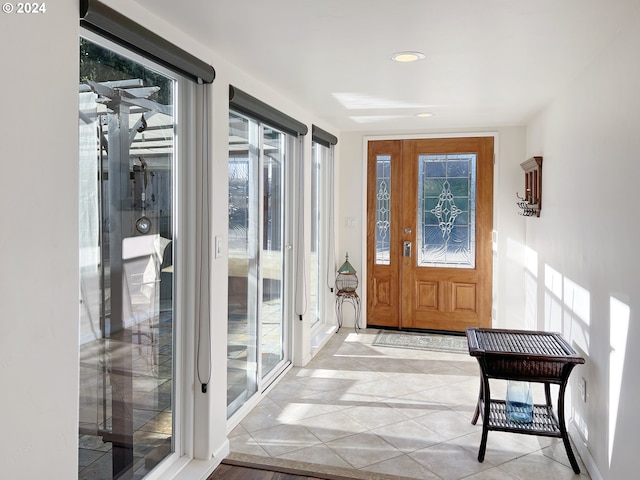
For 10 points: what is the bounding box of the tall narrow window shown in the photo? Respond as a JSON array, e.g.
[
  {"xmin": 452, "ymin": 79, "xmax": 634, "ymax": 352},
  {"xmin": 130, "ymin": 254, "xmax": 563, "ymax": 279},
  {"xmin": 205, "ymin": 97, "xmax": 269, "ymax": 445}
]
[
  {"xmin": 310, "ymin": 142, "xmax": 323, "ymax": 326},
  {"xmin": 227, "ymin": 111, "xmax": 292, "ymax": 418},
  {"xmin": 310, "ymin": 125, "xmax": 337, "ymax": 338},
  {"xmin": 78, "ymin": 35, "xmax": 181, "ymax": 479},
  {"xmin": 376, "ymin": 155, "xmax": 392, "ymax": 265},
  {"xmin": 310, "ymin": 139, "xmax": 333, "ymax": 328}
]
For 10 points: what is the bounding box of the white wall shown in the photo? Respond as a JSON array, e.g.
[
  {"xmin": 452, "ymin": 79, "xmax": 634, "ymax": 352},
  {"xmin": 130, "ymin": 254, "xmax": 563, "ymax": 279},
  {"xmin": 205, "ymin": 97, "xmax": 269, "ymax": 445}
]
[
  {"xmin": 0, "ymin": 1, "xmax": 80, "ymax": 478},
  {"xmin": 0, "ymin": 1, "xmax": 341, "ymax": 478},
  {"xmin": 336, "ymin": 127, "xmax": 527, "ymax": 330},
  {"xmin": 525, "ymin": 7, "xmax": 640, "ymax": 479}
]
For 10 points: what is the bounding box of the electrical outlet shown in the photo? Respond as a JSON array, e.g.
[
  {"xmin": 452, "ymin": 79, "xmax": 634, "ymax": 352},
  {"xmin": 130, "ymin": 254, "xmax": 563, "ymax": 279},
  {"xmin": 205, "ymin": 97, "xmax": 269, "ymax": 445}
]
[{"xmin": 578, "ymin": 377, "xmax": 587, "ymax": 403}]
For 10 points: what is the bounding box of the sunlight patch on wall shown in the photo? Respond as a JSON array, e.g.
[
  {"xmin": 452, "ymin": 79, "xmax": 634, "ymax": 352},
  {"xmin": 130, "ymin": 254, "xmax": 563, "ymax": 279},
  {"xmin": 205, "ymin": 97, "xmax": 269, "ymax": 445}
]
[
  {"xmin": 563, "ymin": 278, "xmax": 591, "ymax": 327},
  {"xmin": 542, "ymin": 265, "xmax": 590, "ymax": 354},
  {"xmin": 609, "ymin": 296, "xmax": 629, "ymax": 467},
  {"xmin": 564, "ymin": 277, "xmax": 591, "ymax": 354},
  {"xmin": 523, "ymin": 246, "xmax": 538, "ymax": 329},
  {"xmin": 544, "ymin": 264, "xmax": 563, "ymax": 332},
  {"xmin": 524, "ymin": 245, "xmax": 538, "ymax": 277}
]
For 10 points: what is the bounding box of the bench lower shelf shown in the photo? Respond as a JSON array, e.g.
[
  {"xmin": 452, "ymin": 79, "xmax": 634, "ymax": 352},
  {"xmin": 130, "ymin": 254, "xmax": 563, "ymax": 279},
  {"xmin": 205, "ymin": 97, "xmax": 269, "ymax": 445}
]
[{"xmin": 479, "ymin": 399, "xmax": 562, "ymax": 436}]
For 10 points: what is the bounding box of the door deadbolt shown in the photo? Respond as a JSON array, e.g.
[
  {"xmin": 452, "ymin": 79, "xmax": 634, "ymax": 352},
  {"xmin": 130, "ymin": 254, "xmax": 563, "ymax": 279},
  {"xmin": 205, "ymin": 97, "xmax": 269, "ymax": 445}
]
[{"xmin": 403, "ymin": 241, "xmax": 412, "ymax": 257}]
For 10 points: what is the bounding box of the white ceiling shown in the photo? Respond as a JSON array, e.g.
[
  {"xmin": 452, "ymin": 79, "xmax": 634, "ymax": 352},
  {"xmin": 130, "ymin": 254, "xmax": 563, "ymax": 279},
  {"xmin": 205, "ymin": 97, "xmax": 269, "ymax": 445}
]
[{"xmin": 134, "ymin": 0, "xmax": 639, "ymax": 132}]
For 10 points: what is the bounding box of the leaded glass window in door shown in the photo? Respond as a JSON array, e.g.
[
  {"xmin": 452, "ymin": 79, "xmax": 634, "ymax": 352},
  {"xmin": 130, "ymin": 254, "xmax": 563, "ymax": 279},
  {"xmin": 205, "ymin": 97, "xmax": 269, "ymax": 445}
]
[
  {"xmin": 375, "ymin": 155, "xmax": 391, "ymax": 265},
  {"xmin": 417, "ymin": 154, "xmax": 476, "ymax": 268}
]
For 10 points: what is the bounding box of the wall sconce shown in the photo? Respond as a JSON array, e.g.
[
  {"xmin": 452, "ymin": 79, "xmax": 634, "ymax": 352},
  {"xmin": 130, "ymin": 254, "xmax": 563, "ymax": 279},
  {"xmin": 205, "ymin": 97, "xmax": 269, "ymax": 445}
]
[{"xmin": 516, "ymin": 156, "xmax": 543, "ymax": 217}]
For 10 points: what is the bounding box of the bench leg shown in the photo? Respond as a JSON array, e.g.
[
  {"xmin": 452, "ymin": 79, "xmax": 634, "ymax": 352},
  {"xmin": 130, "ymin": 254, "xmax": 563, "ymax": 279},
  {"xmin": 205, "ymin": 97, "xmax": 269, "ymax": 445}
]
[
  {"xmin": 471, "ymin": 377, "xmax": 482, "ymax": 425},
  {"xmin": 476, "ymin": 375, "xmax": 491, "ymax": 462},
  {"xmin": 557, "ymin": 381, "xmax": 581, "ymax": 474}
]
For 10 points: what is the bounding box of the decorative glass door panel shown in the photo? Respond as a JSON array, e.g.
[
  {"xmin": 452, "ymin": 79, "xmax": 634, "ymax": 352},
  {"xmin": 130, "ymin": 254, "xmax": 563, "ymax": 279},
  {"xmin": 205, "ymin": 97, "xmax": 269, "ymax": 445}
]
[
  {"xmin": 418, "ymin": 154, "xmax": 476, "ymax": 268},
  {"xmin": 375, "ymin": 155, "xmax": 392, "ymax": 265},
  {"xmin": 367, "ymin": 138, "xmax": 493, "ymax": 332}
]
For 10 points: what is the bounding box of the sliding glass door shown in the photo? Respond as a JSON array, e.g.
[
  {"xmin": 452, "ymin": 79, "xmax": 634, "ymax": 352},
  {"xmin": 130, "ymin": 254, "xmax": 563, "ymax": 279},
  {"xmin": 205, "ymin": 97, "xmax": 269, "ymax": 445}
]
[
  {"xmin": 227, "ymin": 111, "xmax": 291, "ymax": 417},
  {"xmin": 78, "ymin": 34, "xmax": 182, "ymax": 479}
]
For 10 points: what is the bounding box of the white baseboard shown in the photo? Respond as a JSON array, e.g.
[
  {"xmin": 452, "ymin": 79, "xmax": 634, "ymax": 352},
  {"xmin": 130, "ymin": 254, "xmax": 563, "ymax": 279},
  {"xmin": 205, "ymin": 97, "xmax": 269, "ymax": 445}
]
[
  {"xmin": 570, "ymin": 421, "xmax": 603, "ymax": 480},
  {"xmin": 166, "ymin": 439, "xmax": 229, "ymax": 480}
]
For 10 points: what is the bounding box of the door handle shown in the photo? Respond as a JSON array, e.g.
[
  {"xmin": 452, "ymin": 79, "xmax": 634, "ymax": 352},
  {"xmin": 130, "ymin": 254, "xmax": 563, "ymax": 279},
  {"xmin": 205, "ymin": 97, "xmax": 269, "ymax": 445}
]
[{"xmin": 403, "ymin": 241, "xmax": 412, "ymax": 257}]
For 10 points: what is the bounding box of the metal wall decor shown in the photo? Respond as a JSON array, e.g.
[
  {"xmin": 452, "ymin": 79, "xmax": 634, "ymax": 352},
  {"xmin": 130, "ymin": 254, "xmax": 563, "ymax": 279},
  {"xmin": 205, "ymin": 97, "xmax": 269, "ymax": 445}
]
[{"xmin": 516, "ymin": 156, "xmax": 543, "ymax": 217}]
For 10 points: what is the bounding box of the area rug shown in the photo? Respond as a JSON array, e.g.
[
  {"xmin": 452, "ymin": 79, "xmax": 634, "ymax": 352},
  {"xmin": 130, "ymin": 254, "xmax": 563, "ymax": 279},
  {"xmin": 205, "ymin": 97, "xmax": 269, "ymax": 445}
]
[{"xmin": 373, "ymin": 330, "xmax": 468, "ymax": 353}]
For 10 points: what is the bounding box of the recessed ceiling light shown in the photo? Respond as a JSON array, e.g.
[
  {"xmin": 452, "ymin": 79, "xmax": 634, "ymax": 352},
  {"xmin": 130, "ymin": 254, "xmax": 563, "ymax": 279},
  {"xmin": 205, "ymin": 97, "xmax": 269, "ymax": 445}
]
[
  {"xmin": 391, "ymin": 51, "xmax": 425, "ymax": 63},
  {"xmin": 417, "ymin": 112, "xmax": 433, "ymax": 118}
]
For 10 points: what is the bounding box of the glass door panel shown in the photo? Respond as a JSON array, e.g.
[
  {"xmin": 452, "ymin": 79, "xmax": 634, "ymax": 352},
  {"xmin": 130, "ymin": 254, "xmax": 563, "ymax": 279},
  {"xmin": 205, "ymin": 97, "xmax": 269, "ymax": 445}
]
[
  {"xmin": 227, "ymin": 113, "xmax": 259, "ymax": 415},
  {"xmin": 78, "ymin": 36, "xmax": 176, "ymax": 480},
  {"xmin": 227, "ymin": 113, "xmax": 289, "ymax": 418},
  {"xmin": 261, "ymin": 127, "xmax": 285, "ymax": 378},
  {"xmin": 309, "ymin": 142, "xmax": 325, "ymax": 327}
]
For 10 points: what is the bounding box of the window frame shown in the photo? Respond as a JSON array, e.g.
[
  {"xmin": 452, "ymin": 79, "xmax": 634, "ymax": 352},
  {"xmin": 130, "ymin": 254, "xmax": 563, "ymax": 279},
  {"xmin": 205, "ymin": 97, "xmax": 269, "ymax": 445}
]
[
  {"xmin": 78, "ymin": 28, "xmax": 197, "ymax": 479},
  {"xmin": 226, "ymin": 108, "xmax": 296, "ymax": 423}
]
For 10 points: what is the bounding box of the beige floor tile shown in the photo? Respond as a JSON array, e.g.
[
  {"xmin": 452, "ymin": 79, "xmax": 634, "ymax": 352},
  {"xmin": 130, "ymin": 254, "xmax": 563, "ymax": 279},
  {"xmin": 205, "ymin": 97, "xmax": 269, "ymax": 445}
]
[
  {"xmin": 342, "ymin": 404, "xmax": 413, "ymax": 430},
  {"xmin": 370, "ymin": 418, "xmax": 447, "ymax": 453},
  {"xmin": 384, "ymin": 389, "xmax": 449, "ymax": 419},
  {"xmin": 228, "ymin": 423, "xmax": 249, "ymax": 438},
  {"xmin": 250, "ymin": 424, "xmax": 323, "ymax": 457},
  {"xmin": 462, "ymin": 467, "xmax": 521, "ymax": 480},
  {"xmin": 413, "ymin": 408, "xmax": 478, "ymax": 441},
  {"xmin": 229, "ymin": 330, "xmax": 591, "ymax": 480},
  {"xmin": 228, "ymin": 431, "xmax": 269, "ymax": 457},
  {"xmin": 451, "ymin": 430, "xmax": 538, "ymax": 466},
  {"xmin": 542, "ymin": 441, "xmax": 588, "ymax": 475},
  {"xmin": 346, "ymin": 376, "xmax": 419, "ymax": 399},
  {"xmin": 499, "ymin": 450, "xmax": 587, "ymax": 479},
  {"xmin": 276, "ymin": 400, "xmax": 342, "ymax": 424},
  {"xmin": 409, "ymin": 442, "xmax": 492, "ymax": 480},
  {"xmin": 325, "ymin": 432, "xmax": 402, "ymax": 469},
  {"xmin": 238, "ymin": 397, "xmax": 285, "ymax": 433},
  {"xmin": 365, "ymin": 454, "xmax": 442, "ymax": 479},
  {"xmin": 297, "ymin": 409, "xmax": 369, "ymax": 442},
  {"xmin": 278, "ymin": 444, "xmax": 353, "ymax": 469},
  {"xmin": 294, "ymin": 374, "xmax": 360, "ymax": 394}
]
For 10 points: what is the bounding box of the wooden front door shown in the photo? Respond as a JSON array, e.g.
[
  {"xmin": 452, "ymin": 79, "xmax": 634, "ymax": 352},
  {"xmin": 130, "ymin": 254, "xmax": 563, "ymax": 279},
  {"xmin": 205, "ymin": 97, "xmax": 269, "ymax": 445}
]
[{"xmin": 366, "ymin": 137, "xmax": 494, "ymax": 332}]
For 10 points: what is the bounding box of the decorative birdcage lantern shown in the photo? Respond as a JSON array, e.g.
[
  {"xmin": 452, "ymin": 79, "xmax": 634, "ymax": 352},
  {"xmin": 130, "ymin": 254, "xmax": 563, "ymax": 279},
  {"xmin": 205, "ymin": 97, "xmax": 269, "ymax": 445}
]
[
  {"xmin": 335, "ymin": 253, "xmax": 358, "ymax": 293},
  {"xmin": 335, "ymin": 253, "xmax": 361, "ymax": 332}
]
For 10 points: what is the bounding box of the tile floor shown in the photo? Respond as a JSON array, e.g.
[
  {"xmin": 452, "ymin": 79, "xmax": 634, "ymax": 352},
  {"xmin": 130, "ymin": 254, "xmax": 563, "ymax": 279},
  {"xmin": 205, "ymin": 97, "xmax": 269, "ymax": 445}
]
[{"xmin": 229, "ymin": 329, "xmax": 590, "ymax": 480}]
